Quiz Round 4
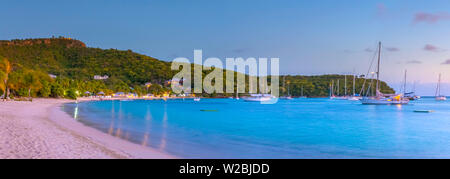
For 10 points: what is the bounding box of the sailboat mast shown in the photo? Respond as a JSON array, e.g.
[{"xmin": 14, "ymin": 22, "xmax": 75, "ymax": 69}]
[
  {"xmin": 236, "ymin": 85, "xmax": 238, "ymax": 98},
  {"xmin": 376, "ymin": 42, "xmax": 381, "ymax": 93},
  {"xmin": 331, "ymin": 80, "xmax": 334, "ymax": 96},
  {"xmin": 403, "ymin": 70, "xmax": 407, "ymax": 94},
  {"xmin": 288, "ymin": 83, "xmax": 291, "ymax": 96},
  {"xmin": 337, "ymin": 79, "xmax": 340, "ymax": 96},
  {"xmin": 301, "ymin": 85, "xmax": 303, "ymax": 96},
  {"xmin": 344, "ymin": 75, "xmax": 347, "ymax": 96},
  {"xmin": 438, "ymin": 74, "xmax": 442, "ymax": 96},
  {"xmin": 353, "ymin": 75, "xmax": 356, "ymax": 96},
  {"xmin": 330, "ymin": 81, "xmax": 332, "ymax": 97}
]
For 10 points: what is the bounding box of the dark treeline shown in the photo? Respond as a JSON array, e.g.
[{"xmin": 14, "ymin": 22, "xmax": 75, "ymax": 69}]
[
  {"xmin": 0, "ymin": 37, "xmax": 395, "ymax": 99},
  {"xmin": 279, "ymin": 75, "xmax": 394, "ymax": 97}
]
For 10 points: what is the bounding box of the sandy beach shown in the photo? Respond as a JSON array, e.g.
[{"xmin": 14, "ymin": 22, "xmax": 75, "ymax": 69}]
[{"xmin": 0, "ymin": 98, "xmax": 174, "ymax": 159}]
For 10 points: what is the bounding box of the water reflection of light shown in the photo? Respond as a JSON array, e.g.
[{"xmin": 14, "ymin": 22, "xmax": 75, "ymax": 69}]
[
  {"xmin": 116, "ymin": 128, "xmax": 122, "ymax": 138},
  {"xmin": 108, "ymin": 121, "xmax": 115, "ymax": 135},
  {"xmin": 73, "ymin": 105, "xmax": 79, "ymax": 120},
  {"xmin": 159, "ymin": 104, "xmax": 168, "ymax": 151},
  {"xmin": 115, "ymin": 101, "xmax": 124, "ymax": 138},
  {"xmin": 142, "ymin": 133, "xmax": 149, "ymax": 146},
  {"xmin": 142, "ymin": 106, "xmax": 152, "ymax": 146},
  {"xmin": 396, "ymin": 104, "xmax": 402, "ymax": 110},
  {"xmin": 108, "ymin": 101, "xmax": 115, "ymax": 135}
]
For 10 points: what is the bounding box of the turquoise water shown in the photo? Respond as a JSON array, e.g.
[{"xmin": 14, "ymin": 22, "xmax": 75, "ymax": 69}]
[{"xmin": 62, "ymin": 98, "xmax": 450, "ymax": 158}]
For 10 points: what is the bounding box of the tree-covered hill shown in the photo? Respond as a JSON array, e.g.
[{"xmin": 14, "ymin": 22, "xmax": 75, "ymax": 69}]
[
  {"xmin": 0, "ymin": 37, "xmax": 174, "ymax": 85},
  {"xmin": 0, "ymin": 37, "xmax": 394, "ymax": 99}
]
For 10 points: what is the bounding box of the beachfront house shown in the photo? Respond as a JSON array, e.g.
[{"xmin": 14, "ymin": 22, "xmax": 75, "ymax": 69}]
[
  {"xmin": 165, "ymin": 78, "xmax": 184, "ymax": 89},
  {"xmin": 94, "ymin": 75, "xmax": 109, "ymax": 80},
  {"xmin": 143, "ymin": 94, "xmax": 154, "ymax": 99},
  {"xmin": 113, "ymin": 92, "xmax": 126, "ymax": 97},
  {"xmin": 127, "ymin": 93, "xmax": 138, "ymax": 98}
]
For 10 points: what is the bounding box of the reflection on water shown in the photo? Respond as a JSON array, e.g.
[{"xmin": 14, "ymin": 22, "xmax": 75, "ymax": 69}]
[
  {"xmin": 142, "ymin": 106, "xmax": 152, "ymax": 146},
  {"xmin": 63, "ymin": 98, "xmax": 450, "ymax": 158},
  {"xmin": 73, "ymin": 104, "xmax": 79, "ymax": 120},
  {"xmin": 159, "ymin": 104, "xmax": 168, "ymax": 151}
]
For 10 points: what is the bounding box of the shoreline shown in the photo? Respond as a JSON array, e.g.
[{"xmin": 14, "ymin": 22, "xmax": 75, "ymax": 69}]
[{"xmin": 0, "ymin": 98, "xmax": 175, "ymax": 159}]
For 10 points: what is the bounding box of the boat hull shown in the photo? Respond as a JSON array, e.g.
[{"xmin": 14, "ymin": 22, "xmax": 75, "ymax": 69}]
[
  {"xmin": 348, "ymin": 96, "xmax": 362, "ymax": 101},
  {"xmin": 243, "ymin": 97, "xmax": 272, "ymax": 102},
  {"xmin": 360, "ymin": 98, "xmax": 409, "ymax": 105}
]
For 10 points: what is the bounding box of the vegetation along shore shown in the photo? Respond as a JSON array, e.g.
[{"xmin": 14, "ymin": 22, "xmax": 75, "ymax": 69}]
[{"xmin": 0, "ymin": 37, "xmax": 394, "ymax": 100}]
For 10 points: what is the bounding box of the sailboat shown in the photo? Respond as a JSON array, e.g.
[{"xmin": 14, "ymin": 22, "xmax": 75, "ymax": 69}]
[
  {"xmin": 403, "ymin": 70, "xmax": 420, "ymax": 100},
  {"xmin": 243, "ymin": 94, "xmax": 273, "ymax": 102},
  {"xmin": 298, "ymin": 85, "xmax": 306, "ymax": 98},
  {"xmin": 348, "ymin": 75, "xmax": 361, "ymax": 100},
  {"xmin": 360, "ymin": 42, "xmax": 409, "ymax": 105},
  {"xmin": 280, "ymin": 77, "xmax": 293, "ymax": 100},
  {"xmin": 329, "ymin": 80, "xmax": 336, "ymax": 99},
  {"xmin": 334, "ymin": 77, "xmax": 348, "ymax": 100},
  {"xmin": 435, "ymin": 74, "xmax": 446, "ymax": 101}
]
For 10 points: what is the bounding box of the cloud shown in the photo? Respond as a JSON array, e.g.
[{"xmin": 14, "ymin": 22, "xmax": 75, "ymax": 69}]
[
  {"xmin": 386, "ymin": 47, "xmax": 400, "ymax": 52},
  {"xmin": 364, "ymin": 48, "xmax": 373, "ymax": 52},
  {"xmin": 423, "ymin": 44, "xmax": 444, "ymax": 52},
  {"xmin": 406, "ymin": 60, "xmax": 422, "ymax": 64},
  {"xmin": 413, "ymin": 12, "xmax": 450, "ymax": 24},
  {"xmin": 441, "ymin": 59, "xmax": 450, "ymax": 65},
  {"xmin": 424, "ymin": 44, "xmax": 439, "ymax": 52}
]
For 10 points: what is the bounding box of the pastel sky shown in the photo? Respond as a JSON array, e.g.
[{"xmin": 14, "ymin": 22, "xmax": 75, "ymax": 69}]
[{"xmin": 2, "ymin": 0, "xmax": 450, "ymax": 95}]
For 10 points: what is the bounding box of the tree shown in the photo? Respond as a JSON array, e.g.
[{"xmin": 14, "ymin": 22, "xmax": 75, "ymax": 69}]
[
  {"xmin": 66, "ymin": 88, "xmax": 77, "ymax": 100},
  {"xmin": 40, "ymin": 80, "xmax": 51, "ymax": 97},
  {"xmin": 0, "ymin": 58, "xmax": 11, "ymax": 100},
  {"xmin": 23, "ymin": 70, "xmax": 42, "ymax": 98}
]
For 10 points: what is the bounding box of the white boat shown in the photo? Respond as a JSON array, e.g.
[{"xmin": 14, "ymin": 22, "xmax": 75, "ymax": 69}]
[
  {"xmin": 348, "ymin": 75, "xmax": 362, "ymax": 101},
  {"xmin": 193, "ymin": 97, "xmax": 201, "ymax": 101},
  {"xmin": 360, "ymin": 42, "xmax": 409, "ymax": 105},
  {"xmin": 281, "ymin": 78, "xmax": 294, "ymax": 100},
  {"xmin": 334, "ymin": 96, "xmax": 349, "ymax": 100},
  {"xmin": 435, "ymin": 74, "xmax": 446, "ymax": 101},
  {"xmin": 329, "ymin": 80, "xmax": 335, "ymax": 99},
  {"xmin": 280, "ymin": 96, "xmax": 293, "ymax": 100},
  {"xmin": 360, "ymin": 96, "xmax": 409, "ymax": 105},
  {"xmin": 243, "ymin": 94, "xmax": 272, "ymax": 102},
  {"xmin": 330, "ymin": 79, "xmax": 347, "ymax": 99},
  {"xmin": 348, "ymin": 96, "xmax": 361, "ymax": 101}
]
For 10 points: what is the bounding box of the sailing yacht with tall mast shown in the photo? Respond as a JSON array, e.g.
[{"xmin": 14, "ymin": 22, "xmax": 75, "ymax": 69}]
[
  {"xmin": 334, "ymin": 76, "xmax": 349, "ymax": 100},
  {"xmin": 360, "ymin": 42, "xmax": 409, "ymax": 105},
  {"xmin": 435, "ymin": 74, "xmax": 446, "ymax": 101},
  {"xmin": 348, "ymin": 74, "xmax": 361, "ymax": 101},
  {"xmin": 298, "ymin": 85, "xmax": 306, "ymax": 98},
  {"xmin": 280, "ymin": 76, "xmax": 293, "ymax": 100},
  {"xmin": 402, "ymin": 70, "xmax": 420, "ymax": 100},
  {"xmin": 330, "ymin": 80, "xmax": 336, "ymax": 99}
]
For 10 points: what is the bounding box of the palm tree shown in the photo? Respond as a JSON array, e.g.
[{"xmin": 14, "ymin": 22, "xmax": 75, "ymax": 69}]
[{"xmin": 0, "ymin": 58, "xmax": 12, "ymax": 100}]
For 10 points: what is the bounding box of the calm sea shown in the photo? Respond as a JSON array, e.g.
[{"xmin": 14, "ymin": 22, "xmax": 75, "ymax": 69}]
[{"xmin": 62, "ymin": 98, "xmax": 450, "ymax": 158}]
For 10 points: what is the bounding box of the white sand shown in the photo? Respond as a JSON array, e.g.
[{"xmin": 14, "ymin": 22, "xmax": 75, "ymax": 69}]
[{"xmin": 0, "ymin": 98, "xmax": 175, "ymax": 159}]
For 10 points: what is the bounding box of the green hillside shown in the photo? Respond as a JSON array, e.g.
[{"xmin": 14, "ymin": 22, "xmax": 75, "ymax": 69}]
[{"xmin": 0, "ymin": 37, "xmax": 394, "ymax": 99}]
